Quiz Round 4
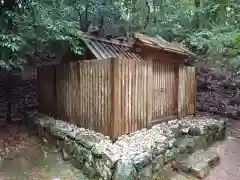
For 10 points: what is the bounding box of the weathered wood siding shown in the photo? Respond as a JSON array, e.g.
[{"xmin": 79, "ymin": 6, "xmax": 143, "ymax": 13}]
[
  {"xmin": 178, "ymin": 65, "xmax": 196, "ymax": 117},
  {"xmin": 55, "ymin": 58, "xmax": 113, "ymax": 135},
  {"xmin": 38, "ymin": 57, "xmax": 196, "ymax": 138},
  {"xmin": 152, "ymin": 61, "xmax": 178, "ymax": 124},
  {"xmin": 112, "ymin": 58, "xmax": 149, "ymax": 138}
]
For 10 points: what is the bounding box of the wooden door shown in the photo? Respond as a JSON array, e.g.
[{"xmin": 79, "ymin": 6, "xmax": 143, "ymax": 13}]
[{"xmin": 152, "ymin": 61, "xmax": 177, "ymax": 124}]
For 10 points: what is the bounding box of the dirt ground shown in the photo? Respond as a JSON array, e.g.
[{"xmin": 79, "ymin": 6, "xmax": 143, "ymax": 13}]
[
  {"xmin": 0, "ymin": 124, "xmax": 89, "ymax": 180},
  {"xmin": 206, "ymin": 118, "xmax": 240, "ymax": 180},
  {"xmin": 0, "ymin": 116, "xmax": 240, "ymax": 180}
]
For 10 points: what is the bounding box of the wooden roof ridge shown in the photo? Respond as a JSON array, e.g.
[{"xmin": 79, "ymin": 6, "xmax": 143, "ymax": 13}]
[
  {"xmin": 80, "ymin": 34, "xmax": 133, "ymax": 47},
  {"xmin": 134, "ymin": 32, "xmax": 195, "ymax": 56}
]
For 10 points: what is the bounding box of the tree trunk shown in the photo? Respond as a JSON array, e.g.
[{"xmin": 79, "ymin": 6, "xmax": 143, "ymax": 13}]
[{"xmin": 194, "ymin": 0, "xmax": 201, "ymax": 29}]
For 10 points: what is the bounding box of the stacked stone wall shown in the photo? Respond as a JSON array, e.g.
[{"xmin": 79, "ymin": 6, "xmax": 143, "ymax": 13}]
[{"xmin": 35, "ymin": 115, "xmax": 226, "ymax": 180}]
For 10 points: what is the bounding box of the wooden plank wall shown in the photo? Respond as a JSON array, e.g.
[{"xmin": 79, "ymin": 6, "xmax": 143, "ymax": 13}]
[
  {"xmin": 178, "ymin": 65, "xmax": 196, "ymax": 117},
  {"xmin": 55, "ymin": 58, "xmax": 113, "ymax": 136},
  {"xmin": 152, "ymin": 61, "xmax": 177, "ymax": 123},
  {"xmin": 38, "ymin": 58, "xmax": 196, "ymax": 138},
  {"xmin": 112, "ymin": 58, "xmax": 149, "ymax": 138},
  {"xmin": 37, "ymin": 65, "xmax": 56, "ymax": 117}
]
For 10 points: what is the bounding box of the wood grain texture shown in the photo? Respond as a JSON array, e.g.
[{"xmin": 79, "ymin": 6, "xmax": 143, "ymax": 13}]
[
  {"xmin": 37, "ymin": 58, "xmax": 196, "ymax": 138},
  {"xmin": 178, "ymin": 65, "xmax": 196, "ymax": 117},
  {"xmin": 152, "ymin": 61, "xmax": 177, "ymax": 123}
]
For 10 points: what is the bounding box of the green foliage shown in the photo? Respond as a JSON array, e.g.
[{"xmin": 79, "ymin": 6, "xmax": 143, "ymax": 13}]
[
  {"xmin": 138, "ymin": 0, "xmax": 239, "ymax": 67},
  {"xmin": 0, "ymin": 0, "xmax": 239, "ymax": 70},
  {"xmin": 0, "ymin": 0, "xmax": 84, "ymax": 70}
]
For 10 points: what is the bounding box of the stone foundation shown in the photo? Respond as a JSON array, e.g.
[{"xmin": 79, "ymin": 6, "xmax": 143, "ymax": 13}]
[{"xmin": 34, "ymin": 115, "xmax": 226, "ymax": 180}]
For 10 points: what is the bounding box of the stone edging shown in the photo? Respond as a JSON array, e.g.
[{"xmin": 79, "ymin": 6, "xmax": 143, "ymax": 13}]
[{"xmin": 34, "ymin": 115, "xmax": 226, "ymax": 180}]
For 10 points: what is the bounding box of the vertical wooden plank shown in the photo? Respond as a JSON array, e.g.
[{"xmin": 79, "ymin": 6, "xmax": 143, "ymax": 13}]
[
  {"xmin": 123, "ymin": 59, "xmax": 127, "ymax": 134},
  {"xmin": 94, "ymin": 61, "xmax": 97, "ymax": 131},
  {"xmin": 103, "ymin": 61, "xmax": 107, "ymax": 135},
  {"xmin": 137, "ymin": 60, "xmax": 140, "ymax": 129},
  {"xmin": 165, "ymin": 64, "xmax": 167, "ymax": 117},
  {"xmin": 77, "ymin": 62, "xmax": 81, "ymax": 126},
  {"xmin": 106, "ymin": 60, "xmax": 110, "ymax": 136},
  {"xmin": 169, "ymin": 64, "xmax": 172, "ymax": 116},
  {"xmin": 140, "ymin": 60, "xmax": 144, "ymax": 129},
  {"xmin": 138, "ymin": 60, "xmax": 141, "ymax": 129},
  {"xmin": 132, "ymin": 60, "xmax": 136, "ymax": 131},
  {"xmin": 112, "ymin": 57, "xmax": 120, "ymax": 139},
  {"xmin": 88, "ymin": 61, "xmax": 91, "ymax": 129},
  {"xmin": 194, "ymin": 67, "xmax": 197, "ymax": 115},
  {"xmin": 188, "ymin": 67, "xmax": 192, "ymax": 114},
  {"xmin": 127, "ymin": 59, "xmax": 131, "ymax": 133},
  {"xmin": 126, "ymin": 59, "xmax": 130, "ymax": 133},
  {"xmin": 100, "ymin": 61, "xmax": 104, "ymax": 133},
  {"xmin": 92, "ymin": 61, "xmax": 96, "ymax": 130},
  {"xmin": 98, "ymin": 61, "xmax": 102, "ymax": 132},
  {"xmin": 78, "ymin": 62, "xmax": 82, "ymax": 127},
  {"xmin": 119, "ymin": 59, "xmax": 123, "ymax": 134},
  {"xmin": 160, "ymin": 63, "xmax": 163, "ymax": 117},
  {"xmin": 185, "ymin": 67, "xmax": 187, "ymax": 115},
  {"xmin": 177, "ymin": 63, "xmax": 183, "ymax": 118},
  {"xmin": 139, "ymin": 60, "xmax": 143, "ymax": 129},
  {"xmin": 109, "ymin": 59, "xmax": 113, "ymax": 136},
  {"xmin": 143, "ymin": 60, "xmax": 147, "ymax": 128},
  {"xmin": 174, "ymin": 63, "xmax": 179, "ymax": 117},
  {"xmin": 83, "ymin": 62, "xmax": 86, "ymax": 127},
  {"xmin": 146, "ymin": 60, "xmax": 153, "ymax": 127}
]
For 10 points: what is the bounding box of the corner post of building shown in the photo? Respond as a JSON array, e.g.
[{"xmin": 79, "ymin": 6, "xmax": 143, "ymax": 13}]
[
  {"xmin": 177, "ymin": 62, "xmax": 183, "ymax": 119},
  {"xmin": 194, "ymin": 66, "xmax": 197, "ymax": 116},
  {"xmin": 111, "ymin": 57, "xmax": 120, "ymax": 140}
]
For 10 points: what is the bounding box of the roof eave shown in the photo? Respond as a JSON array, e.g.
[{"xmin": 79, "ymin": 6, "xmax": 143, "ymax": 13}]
[{"xmin": 133, "ymin": 40, "xmax": 193, "ymax": 57}]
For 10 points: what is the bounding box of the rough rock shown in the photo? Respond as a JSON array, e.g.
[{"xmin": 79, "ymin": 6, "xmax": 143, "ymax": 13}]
[
  {"xmin": 168, "ymin": 138, "xmax": 177, "ymax": 149},
  {"xmin": 114, "ymin": 158, "xmax": 137, "ymax": 180},
  {"xmin": 193, "ymin": 136, "xmax": 208, "ymax": 150},
  {"xmin": 188, "ymin": 126, "xmax": 205, "ymax": 136},
  {"xmin": 91, "ymin": 139, "xmax": 112, "ymax": 157},
  {"xmin": 75, "ymin": 132, "xmax": 106, "ymax": 149},
  {"xmin": 152, "ymin": 154, "xmax": 164, "ymax": 172},
  {"xmin": 164, "ymin": 148, "xmax": 179, "ymax": 163},
  {"xmin": 35, "ymin": 115, "xmax": 225, "ymax": 180},
  {"xmin": 95, "ymin": 160, "xmax": 112, "ymax": 180},
  {"xmin": 138, "ymin": 164, "xmax": 152, "ymax": 180},
  {"xmin": 133, "ymin": 152, "xmax": 152, "ymax": 170},
  {"xmin": 61, "ymin": 149, "xmax": 71, "ymax": 161},
  {"xmin": 101, "ymin": 146, "xmax": 121, "ymax": 168},
  {"xmin": 174, "ymin": 150, "xmax": 220, "ymax": 179},
  {"xmin": 62, "ymin": 139, "xmax": 75, "ymax": 155},
  {"xmin": 174, "ymin": 136, "xmax": 196, "ymax": 154},
  {"xmin": 82, "ymin": 161, "xmax": 98, "ymax": 179},
  {"xmin": 191, "ymin": 161, "xmax": 210, "ymax": 179},
  {"xmin": 153, "ymin": 143, "xmax": 168, "ymax": 157}
]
